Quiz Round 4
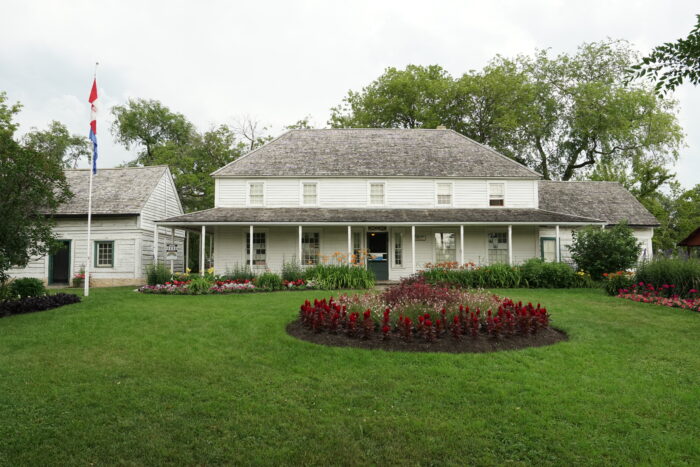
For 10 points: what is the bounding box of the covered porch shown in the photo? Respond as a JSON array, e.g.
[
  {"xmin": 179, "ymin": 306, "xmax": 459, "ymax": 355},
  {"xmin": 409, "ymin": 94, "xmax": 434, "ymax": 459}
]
[{"xmin": 155, "ymin": 208, "xmax": 604, "ymax": 280}]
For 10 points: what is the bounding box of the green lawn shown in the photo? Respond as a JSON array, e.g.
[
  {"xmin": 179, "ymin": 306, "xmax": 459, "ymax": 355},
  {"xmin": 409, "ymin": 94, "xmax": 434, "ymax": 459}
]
[{"xmin": 0, "ymin": 288, "xmax": 698, "ymax": 465}]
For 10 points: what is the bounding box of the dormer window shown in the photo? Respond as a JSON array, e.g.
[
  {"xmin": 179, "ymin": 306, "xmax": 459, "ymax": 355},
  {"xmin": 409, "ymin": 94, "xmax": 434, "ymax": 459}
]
[
  {"xmin": 436, "ymin": 182, "xmax": 453, "ymax": 206},
  {"xmin": 369, "ymin": 182, "xmax": 385, "ymax": 205},
  {"xmin": 489, "ymin": 182, "xmax": 505, "ymax": 207},
  {"xmin": 302, "ymin": 182, "xmax": 318, "ymax": 206},
  {"xmin": 248, "ymin": 182, "xmax": 264, "ymax": 206}
]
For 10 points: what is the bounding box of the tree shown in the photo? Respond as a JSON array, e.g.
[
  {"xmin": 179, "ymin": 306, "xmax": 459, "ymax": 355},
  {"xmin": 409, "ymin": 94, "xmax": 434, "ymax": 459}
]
[
  {"xmin": 285, "ymin": 116, "xmax": 315, "ymax": 130},
  {"xmin": 233, "ymin": 115, "xmax": 273, "ymax": 151},
  {"xmin": 329, "ymin": 41, "xmax": 684, "ymax": 181},
  {"xmin": 111, "ymin": 98, "xmax": 195, "ymax": 165},
  {"xmin": 569, "ymin": 223, "xmax": 642, "ymax": 278},
  {"xmin": 0, "ymin": 92, "xmax": 72, "ymax": 282},
  {"xmin": 22, "ymin": 121, "xmax": 91, "ymax": 168},
  {"xmin": 630, "ymin": 15, "xmax": 700, "ymax": 93}
]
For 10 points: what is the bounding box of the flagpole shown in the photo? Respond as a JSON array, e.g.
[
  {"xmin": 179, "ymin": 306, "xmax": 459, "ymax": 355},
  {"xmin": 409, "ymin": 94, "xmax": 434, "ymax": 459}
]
[{"xmin": 84, "ymin": 62, "xmax": 98, "ymax": 297}]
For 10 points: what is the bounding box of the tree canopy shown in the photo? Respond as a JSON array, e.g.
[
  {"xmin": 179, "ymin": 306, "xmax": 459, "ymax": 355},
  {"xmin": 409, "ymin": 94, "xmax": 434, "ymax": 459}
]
[
  {"xmin": 22, "ymin": 121, "xmax": 91, "ymax": 169},
  {"xmin": 0, "ymin": 92, "xmax": 72, "ymax": 282}
]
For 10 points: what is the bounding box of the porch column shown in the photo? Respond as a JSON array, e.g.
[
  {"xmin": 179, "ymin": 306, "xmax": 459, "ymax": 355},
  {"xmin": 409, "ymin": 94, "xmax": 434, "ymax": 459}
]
[
  {"xmin": 153, "ymin": 225, "xmax": 159, "ymax": 264},
  {"xmin": 208, "ymin": 231, "xmax": 214, "ymax": 269},
  {"xmin": 347, "ymin": 225, "xmax": 352, "ymax": 264},
  {"xmin": 411, "ymin": 225, "xmax": 416, "ymax": 274},
  {"xmin": 507, "ymin": 224, "xmax": 513, "ymax": 265},
  {"xmin": 460, "ymin": 225, "xmax": 464, "ymax": 265},
  {"xmin": 298, "ymin": 225, "xmax": 303, "ymax": 265},
  {"xmin": 200, "ymin": 225, "xmax": 206, "ymax": 276},
  {"xmin": 170, "ymin": 228, "xmax": 175, "ymax": 273},
  {"xmin": 249, "ymin": 225, "xmax": 254, "ymax": 269},
  {"xmin": 184, "ymin": 231, "xmax": 189, "ymax": 273},
  {"xmin": 555, "ymin": 224, "xmax": 561, "ymax": 263}
]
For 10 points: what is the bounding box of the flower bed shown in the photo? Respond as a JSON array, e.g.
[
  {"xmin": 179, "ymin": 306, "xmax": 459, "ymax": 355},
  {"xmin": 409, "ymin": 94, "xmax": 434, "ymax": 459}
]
[
  {"xmin": 138, "ymin": 278, "xmax": 315, "ymax": 295},
  {"xmin": 287, "ymin": 278, "xmax": 566, "ymax": 352},
  {"xmin": 0, "ymin": 293, "xmax": 81, "ymax": 318},
  {"xmin": 616, "ymin": 282, "xmax": 700, "ymax": 313}
]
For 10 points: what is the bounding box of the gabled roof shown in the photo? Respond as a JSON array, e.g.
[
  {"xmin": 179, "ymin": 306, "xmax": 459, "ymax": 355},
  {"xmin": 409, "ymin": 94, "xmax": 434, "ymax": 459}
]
[
  {"xmin": 538, "ymin": 181, "xmax": 659, "ymax": 227},
  {"xmin": 158, "ymin": 207, "xmax": 602, "ymax": 225},
  {"xmin": 678, "ymin": 227, "xmax": 700, "ymax": 247},
  {"xmin": 54, "ymin": 166, "xmax": 170, "ymax": 216},
  {"xmin": 213, "ymin": 129, "xmax": 541, "ymax": 178}
]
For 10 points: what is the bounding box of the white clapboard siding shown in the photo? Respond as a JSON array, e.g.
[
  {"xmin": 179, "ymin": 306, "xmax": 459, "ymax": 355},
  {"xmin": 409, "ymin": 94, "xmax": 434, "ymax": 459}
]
[
  {"xmin": 140, "ymin": 170, "xmax": 184, "ymax": 231},
  {"xmin": 214, "ymin": 177, "xmax": 538, "ymax": 209}
]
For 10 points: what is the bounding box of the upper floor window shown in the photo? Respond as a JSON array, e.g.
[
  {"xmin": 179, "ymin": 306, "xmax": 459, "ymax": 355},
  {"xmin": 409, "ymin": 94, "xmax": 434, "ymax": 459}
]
[
  {"xmin": 436, "ymin": 182, "xmax": 453, "ymax": 206},
  {"xmin": 248, "ymin": 182, "xmax": 264, "ymax": 206},
  {"xmin": 369, "ymin": 182, "xmax": 385, "ymax": 205},
  {"xmin": 302, "ymin": 182, "xmax": 318, "ymax": 206},
  {"xmin": 489, "ymin": 182, "xmax": 505, "ymax": 206}
]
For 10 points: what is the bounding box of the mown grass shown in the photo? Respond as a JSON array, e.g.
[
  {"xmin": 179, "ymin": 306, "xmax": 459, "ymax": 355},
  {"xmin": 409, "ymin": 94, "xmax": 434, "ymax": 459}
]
[{"xmin": 0, "ymin": 287, "xmax": 698, "ymax": 465}]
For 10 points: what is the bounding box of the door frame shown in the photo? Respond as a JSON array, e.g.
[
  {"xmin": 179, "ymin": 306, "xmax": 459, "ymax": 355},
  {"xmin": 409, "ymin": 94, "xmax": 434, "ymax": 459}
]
[
  {"xmin": 540, "ymin": 237, "xmax": 558, "ymax": 262},
  {"xmin": 48, "ymin": 239, "xmax": 72, "ymax": 285}
]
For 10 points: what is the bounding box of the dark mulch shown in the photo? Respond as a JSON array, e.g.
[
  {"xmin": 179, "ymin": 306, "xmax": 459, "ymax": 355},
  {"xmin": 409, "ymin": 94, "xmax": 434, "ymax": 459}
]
[{"xmin": 286, "ymin": 320, "xmax": 568, "ymax": 354}]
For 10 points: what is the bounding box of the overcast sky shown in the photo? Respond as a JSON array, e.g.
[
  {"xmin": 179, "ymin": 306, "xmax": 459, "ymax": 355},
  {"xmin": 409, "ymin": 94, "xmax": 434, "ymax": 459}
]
[{"xmin": 1, "ymin": 0, "xmax": 698, "ymax": 187}]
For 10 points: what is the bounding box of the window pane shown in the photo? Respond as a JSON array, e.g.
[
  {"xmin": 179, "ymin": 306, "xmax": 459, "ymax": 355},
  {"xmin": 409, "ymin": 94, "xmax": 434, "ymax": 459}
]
[
  {"xmin": 302, "ymin": 183, "xmax": 317, "ymax": 205},
  {"xmin": 487, "ymin": 232, "xmax": 508, "ymax": 264},
  {"xmin": 490, "ymin": 183, "xmax": 504, "ymax": 196},
  {"xmin": 245, "ymin": 232, "xmax": 266, "ymax": 265},
  {"xmin": 96, "ymin": 242, "xmax": 113, "ymax": 267},
  {"xmin": 394, "ymin": 232, "xmax": 402, "ymax": 266},
  {"xmin": 370, "ymin": 183, "xmax": 384, "ymax": 204},
  {"xmin": 434, "ymin": 233, "xmax": 456, "ymax": 263},
  {"xmin": 437, "ymin": 183, "xmax": 452, "ymax": 205},
  {"xmin": 302, "ymin": 232, "xmax": 320, "ymax": 265},
  {"xmin": 352, "ymin": 231, "xmax": 362, "ymax": 264},
  {"xmin": 249, "ymin": 183, "xmax": 264, "ymax": 205}
]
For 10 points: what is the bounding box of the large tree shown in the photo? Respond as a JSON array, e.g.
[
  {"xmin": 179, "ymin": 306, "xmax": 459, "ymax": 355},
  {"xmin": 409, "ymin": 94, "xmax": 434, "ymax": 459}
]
[
  {"xmin": 630, "ymin": 14, "xmax": 700, "ymax": 93},
  {"xmin": 330, "ymin": 41, "xmax": 683, "ymax": 181},
  {"xmin": 22, "ymin": 120, "xmax": 91, "ymax": 168},
  {"xmin": 0, "ymin": 92, "xmax": 72, "ymax": 282}
]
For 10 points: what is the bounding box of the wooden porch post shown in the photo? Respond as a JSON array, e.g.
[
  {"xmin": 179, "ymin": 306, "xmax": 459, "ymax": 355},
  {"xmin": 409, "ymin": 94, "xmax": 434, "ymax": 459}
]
[
  {"xmin": 347, "ymin": 225, "xmax": 352, "ymax": 264},
  {"xmin": 249, "ymin": 225, "xmax": 254, "ymax": 269},
  {"xmin": 184, "ymin": 231, "xmax": 189, "ymax": 273},
  {"xmin": 507, "ymin": 224, "xmax": 513, "ymax": 265},
  {"xmin": 411, "ymin": 225, "xmax": 416, "ymax": 274},
  {"xmin": 200, "ymin": 225, "xmax": 206, "ymax": 276},
  {"xmin": 555, "ymin": 224, "xmax": 561, "ymax": 263},
  {"xmin": 298, "ymin": 225, "xmax": 303, "ymax": 265},
  {"xmin": 170, "ymin": 228, "xmax": 175, "ymax": 273},
  {"xmin": 460, "ymin": 224, "xmax": 464, "ymax": 265}
]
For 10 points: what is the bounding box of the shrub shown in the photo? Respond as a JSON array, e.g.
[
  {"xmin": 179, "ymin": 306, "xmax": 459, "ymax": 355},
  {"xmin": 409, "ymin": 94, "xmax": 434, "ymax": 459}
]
[
  {"xmin": 0, "ymin": 293, "xmax": 81, "ymax": 318},
  {"xmin": 0, "ymin": 280, "xmax": 13, "ymax": 301},
  {"xmin": 635, "ymin": 258, "xmax": 700, "ymax": 298},
  {"xmin": 420, "ymin": 263, "xmax": 522, "ymax": 288},
  {"xmin": 10, "ymin": 278, "xmax": 46, "ymax": 299},
  {"xmin": 305, "ymin": 264, "xmax": 375, "ymax": 289},
  {"xmin": 602, "ymin": 271, "xmax": 636, "ymax": 295},
  {"xmin": 188, "ymin": 276, "xmax": 213, "ymax": 295},
  {"xmin": 281, "ymin": 260, "xmax": 305, "ymax": 282},
  {"xmin": 569, "ymin": 223, "xmax": 641, "ymax": 279},
  {"xmin": 220, "ymin": 264, "xmax": 255, "ymax": 282},
  {"xmin": 146, "ymin": 263, "xmax": 172, "ymax": 286},
  {"xmin": 255, "ymin": 272, "xmax": 283, "ymax": 291},
  {"xmin": 520, "ymin": 259, "xmax": 577, "ymax": 288}
]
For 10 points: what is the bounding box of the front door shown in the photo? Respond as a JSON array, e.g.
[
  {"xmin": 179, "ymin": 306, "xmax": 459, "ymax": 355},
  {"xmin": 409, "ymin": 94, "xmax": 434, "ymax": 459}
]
[
  {"xmin": 541, "ymin": 237, "xmax": 557, "ymax": 262},
  {"xmin": 366, "ymin": 231, "xmax": 389, "ymax": 281},
  {"xmin": 49, "ymin": 240, "xmax": 71, "ymax": 284}
]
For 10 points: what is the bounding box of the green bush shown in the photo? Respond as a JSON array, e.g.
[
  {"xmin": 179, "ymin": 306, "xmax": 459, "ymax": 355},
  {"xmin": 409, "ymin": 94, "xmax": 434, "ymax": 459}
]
[
  {"xmin": 569, "ymin": 223, "xmax": 641, "ymax": 279},
  {"xmin": 0, "ymin": 280, "xmax": 13, "ymax": 300},
  {"xmin": 603, "ymin": 272, "xmax": 636, "ymax": 295},
  {"xmin": 635, "ymin": 258, "xmax": 700, "ymax": 297},
  {"xmin": 219, "ymin": 264, "xmax": 255, "ymax": 282},
  {"xmin": 188, "ymin": 276, "xmax": 213, "ymax": 295},
  {"xmin": 520, "ymin": 259, "xmax": 577, "ymax": 288},
  {"xmin": 421, "ymin": 263, "xmax": 523, "ymax": 288},
  {"xmin": 255, "ymin": 272, "xmax": 283, "ymax": 291},
  {"xmin": 305, "ymin": 264, "xmax": 375, "ymax": 289},
  {"xmin": 146, "ymin": 263, "xmax": 172, "ymax": 286},
  {"xmin": 281, "ymin": 260, "xmax": 305, "ymax": 282},
  {"xmin": 10, "ymin": 278, "xmax": 46, "ymax": 299}
]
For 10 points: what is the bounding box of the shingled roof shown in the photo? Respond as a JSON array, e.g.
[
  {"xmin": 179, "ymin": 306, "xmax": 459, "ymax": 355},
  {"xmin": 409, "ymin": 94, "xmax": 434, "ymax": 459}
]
[
  {"xmin": 54, "ymin": 166, "xmax": 169, "ymax": 216},
  {"xmin": 212, "ymin": 129, "xmax": 541, "ymax": 178},
  {"xmin": 158, "ymin": 207, "xmax": 602, "ymax": 225},
  {"xmin": 538, "ymin": 181, "xmax": 659, "ymax": 227}
]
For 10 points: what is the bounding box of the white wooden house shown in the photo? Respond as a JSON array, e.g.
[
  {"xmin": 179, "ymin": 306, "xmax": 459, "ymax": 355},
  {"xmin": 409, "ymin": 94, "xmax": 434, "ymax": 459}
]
[
  {"xmin": 9, "ymin": 166, "xmax": 186, "ymax": 286},
  {"xmin": 156, "ymin": 129, "xmax": 658, "ymax": 281}
]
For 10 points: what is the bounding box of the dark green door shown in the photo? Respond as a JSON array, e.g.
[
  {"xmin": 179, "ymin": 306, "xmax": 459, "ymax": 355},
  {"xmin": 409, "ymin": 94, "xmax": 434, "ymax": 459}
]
[
  {"xmin": 367, "ymin": 232, "xmax": 389, "ymax": 281},
  {"xmin": 49, "ymin": 240, "xmax": 71, "ymax": 284}
]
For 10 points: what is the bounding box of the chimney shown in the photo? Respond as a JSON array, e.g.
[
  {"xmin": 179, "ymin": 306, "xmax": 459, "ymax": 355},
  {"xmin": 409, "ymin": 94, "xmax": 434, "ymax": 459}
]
[{"xmin": 436, "ymin": 125, "xmax": 447, "ymax": 130}]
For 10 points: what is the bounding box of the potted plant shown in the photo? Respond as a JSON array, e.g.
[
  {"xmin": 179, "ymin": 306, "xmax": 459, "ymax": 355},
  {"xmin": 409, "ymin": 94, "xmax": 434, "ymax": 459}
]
[{"xmin": 72, "ymin": 267, "xmax": 86, "ymax": 288}]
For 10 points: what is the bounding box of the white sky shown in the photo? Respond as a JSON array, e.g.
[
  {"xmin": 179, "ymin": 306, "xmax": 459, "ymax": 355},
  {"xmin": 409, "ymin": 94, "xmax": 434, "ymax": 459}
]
[{"xmin": 1, "ymin": 0, "xmax": 698, "ymax": 187}]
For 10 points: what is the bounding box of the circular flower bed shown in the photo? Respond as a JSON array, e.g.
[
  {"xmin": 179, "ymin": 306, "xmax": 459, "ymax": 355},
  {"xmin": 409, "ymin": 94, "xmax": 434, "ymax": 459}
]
[{"xmin": 287, "ymin": 278, "xmax": 567, "ymax": 353}]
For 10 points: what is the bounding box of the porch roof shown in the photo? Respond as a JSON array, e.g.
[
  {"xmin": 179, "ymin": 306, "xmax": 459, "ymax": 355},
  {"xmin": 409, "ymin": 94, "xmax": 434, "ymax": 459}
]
[{"xmin": 157, "ymin": 207, "xmax": 604, "ymax": 226}]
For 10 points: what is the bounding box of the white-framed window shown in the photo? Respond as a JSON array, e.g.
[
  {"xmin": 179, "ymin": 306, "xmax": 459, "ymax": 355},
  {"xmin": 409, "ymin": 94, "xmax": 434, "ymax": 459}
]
[
  {"xmin": 301, "ymin": 182, "xmax": 318, "ymax": 206},
  {"xmin": 302, "ymin": 232, "xmax": 320, "ymax": 265},
  {"xmin": 489, "ymin": 182, "xmax": 505, "ymax": 207},
  {"xmin": 487, "ymin": 232, "xmax": 508, "ymax": 264},
  {"xmin": 434, "ymin": 232, "xmax": 456, "ymax": 263},
  {"xmin": 393, "ymin": 231, "xmax": 403, "ymax": 267},
  {"xmin": 248, "ymin": 182, "xmax": 265, "ymax": 206},
  {"xmin": 352, "ymin": 231, "xmax": 363, "ymax": 264},
  {"xmin": 94, "ymin": 241, "xmax": 114, "ymax": 268},
  {"xmin": 368, "ymin": 182, "xmax": 385, "ymax": 206},
  {"xmin": 245, "ymin": 232, "xmax": 267, "ymax": 266},
  {"xmin": 436, "ymin": 182, "xmax": 453, "ymax": 206}
]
